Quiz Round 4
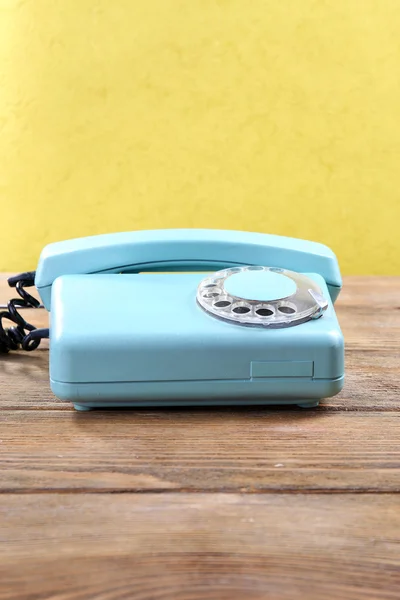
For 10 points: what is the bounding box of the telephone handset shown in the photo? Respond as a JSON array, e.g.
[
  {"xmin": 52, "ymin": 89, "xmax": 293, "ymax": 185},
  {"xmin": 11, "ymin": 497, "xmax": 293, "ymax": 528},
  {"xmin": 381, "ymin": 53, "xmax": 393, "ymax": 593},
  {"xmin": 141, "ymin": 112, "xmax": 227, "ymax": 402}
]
[
  {"xmin": 35, "ymin": 229, "xmax": 342, "ymax": 307},
  {"xmin": 34, "ymin": 229, "xmax": 344, "ymax": 410}
]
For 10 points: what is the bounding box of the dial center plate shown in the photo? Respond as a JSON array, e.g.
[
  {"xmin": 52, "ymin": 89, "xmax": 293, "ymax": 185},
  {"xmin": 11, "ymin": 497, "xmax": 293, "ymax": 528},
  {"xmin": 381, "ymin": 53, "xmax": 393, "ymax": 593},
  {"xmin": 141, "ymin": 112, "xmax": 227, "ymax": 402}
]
[{"xmin": 223, "ymin": 270, "xmax": 297, "ymax": 302}]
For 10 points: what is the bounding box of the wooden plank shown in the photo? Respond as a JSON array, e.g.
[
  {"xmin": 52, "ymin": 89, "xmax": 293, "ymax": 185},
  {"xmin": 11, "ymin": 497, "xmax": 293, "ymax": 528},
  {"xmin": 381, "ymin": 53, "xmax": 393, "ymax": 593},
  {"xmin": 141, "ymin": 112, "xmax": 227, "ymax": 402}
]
[
  {"xmin": 0, "ymin": 350, "xmax": 60, "ymax": 410},
  {"xmin": 1, "ymin": 346, "xmax": 399, "ymax": 411},
  {"xmin": 330, "ymin": 276, "xmax": 400, "ymax": 409},
  {"xmin": 334, "ymin": 348, "xmax": 400, "ymax": 408},
  {"xmin": 1, "ymin": 275, "xmax": 400, "ymax": 410},
  {"xmin": 1, "ymin": 410, "xmax": 399, "ymax": 492},
  {"xmin": 1, "ymin": 275, "xmax": 399, "ymax": 599},
  {"xmin": 336, "ymin": 277, "xmax": 400, "ymax": 351},
  {"xmin": 0, "ymin": 493, "xmax": 399, "ymax": 600}
]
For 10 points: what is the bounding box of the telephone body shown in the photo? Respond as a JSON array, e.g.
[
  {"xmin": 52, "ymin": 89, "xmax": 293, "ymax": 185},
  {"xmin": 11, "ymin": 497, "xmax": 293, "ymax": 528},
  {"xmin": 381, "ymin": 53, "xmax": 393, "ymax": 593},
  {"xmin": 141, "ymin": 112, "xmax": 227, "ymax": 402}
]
[{"xmin": 35, "ymin": 229, "xmax": 344, "ymax": 410}]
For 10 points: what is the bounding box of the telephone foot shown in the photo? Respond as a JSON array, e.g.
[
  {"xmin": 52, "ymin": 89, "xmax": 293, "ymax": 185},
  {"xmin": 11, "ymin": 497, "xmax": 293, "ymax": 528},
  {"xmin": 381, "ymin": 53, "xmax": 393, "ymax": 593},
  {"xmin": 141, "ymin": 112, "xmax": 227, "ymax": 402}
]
[{"xmin": 297, "ymin": 400, "xmax": 320, "ymax": 409}]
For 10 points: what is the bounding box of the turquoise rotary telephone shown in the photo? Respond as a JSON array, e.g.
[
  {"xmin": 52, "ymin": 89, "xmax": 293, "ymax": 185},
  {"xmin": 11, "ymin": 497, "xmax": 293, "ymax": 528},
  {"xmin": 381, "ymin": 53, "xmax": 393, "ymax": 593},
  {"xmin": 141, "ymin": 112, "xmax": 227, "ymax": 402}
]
[{"xmin": 4, "ymin": 230, "xmax": 345, "ymax": 410}]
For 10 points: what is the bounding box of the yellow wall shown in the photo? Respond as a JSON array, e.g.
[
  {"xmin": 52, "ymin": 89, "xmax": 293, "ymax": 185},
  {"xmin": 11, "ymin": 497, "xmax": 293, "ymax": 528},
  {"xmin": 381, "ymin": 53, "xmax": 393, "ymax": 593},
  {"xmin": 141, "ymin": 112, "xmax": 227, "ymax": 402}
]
[{"xmin": 1, "ymin": 0, "xmax": 399, "ymax": 274}]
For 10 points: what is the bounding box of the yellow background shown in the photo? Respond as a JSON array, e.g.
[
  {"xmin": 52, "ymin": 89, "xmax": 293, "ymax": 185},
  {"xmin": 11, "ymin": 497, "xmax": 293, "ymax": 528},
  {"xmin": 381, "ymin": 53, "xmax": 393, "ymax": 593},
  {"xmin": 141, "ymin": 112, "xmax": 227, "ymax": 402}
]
[{"xmin": 1, "ymin": 0, "xmax": 399, "ymax": 274}]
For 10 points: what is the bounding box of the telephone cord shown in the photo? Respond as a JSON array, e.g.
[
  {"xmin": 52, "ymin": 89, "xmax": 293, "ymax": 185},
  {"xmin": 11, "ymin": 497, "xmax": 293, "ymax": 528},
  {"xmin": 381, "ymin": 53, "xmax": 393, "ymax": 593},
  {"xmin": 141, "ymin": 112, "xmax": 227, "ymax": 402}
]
[{"xmin": 0, "ymin": 272, "xmax": 49, "ymax": 353}]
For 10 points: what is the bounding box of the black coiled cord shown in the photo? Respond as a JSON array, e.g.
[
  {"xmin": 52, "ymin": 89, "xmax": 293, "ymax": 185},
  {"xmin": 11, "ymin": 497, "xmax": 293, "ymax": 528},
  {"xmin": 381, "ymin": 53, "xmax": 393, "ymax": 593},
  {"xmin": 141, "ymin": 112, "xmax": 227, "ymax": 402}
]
[{"xmin": 0, "ymin": 271, "xmax": 49, "ymax": 353}]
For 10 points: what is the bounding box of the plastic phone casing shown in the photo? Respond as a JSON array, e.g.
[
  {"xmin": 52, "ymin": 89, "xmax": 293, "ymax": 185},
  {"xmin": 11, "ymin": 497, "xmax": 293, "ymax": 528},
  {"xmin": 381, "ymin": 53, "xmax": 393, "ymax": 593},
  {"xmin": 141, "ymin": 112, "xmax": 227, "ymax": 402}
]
[{"xmin": 49, "ymin": 272, "xmax": 344, "ymax": 410}]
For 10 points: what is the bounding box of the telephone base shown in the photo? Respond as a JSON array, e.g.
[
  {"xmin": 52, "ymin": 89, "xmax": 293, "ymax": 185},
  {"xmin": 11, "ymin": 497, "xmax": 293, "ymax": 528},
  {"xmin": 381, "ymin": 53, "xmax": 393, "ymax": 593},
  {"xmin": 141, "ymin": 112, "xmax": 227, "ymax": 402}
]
[{"xmin": 51, "ymin": 272, "xmax": 344, "ymax": 410}]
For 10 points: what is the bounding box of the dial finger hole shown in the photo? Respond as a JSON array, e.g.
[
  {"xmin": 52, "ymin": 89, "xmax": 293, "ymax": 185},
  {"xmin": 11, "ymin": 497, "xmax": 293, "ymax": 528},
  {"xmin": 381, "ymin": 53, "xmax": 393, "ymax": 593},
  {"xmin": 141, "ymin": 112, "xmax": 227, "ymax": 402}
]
[
  {"xmin": 228, "ymin": 267, "xmax": 242, "ymax": 274},
  {"xmin": 232, "ymin": 305, "xmax": 251, "ymax": 314},
  {"xmin": 256, "ymin": 307, "xmax": 274, "ymax": 317},
  {"xmin": 278, "ymin": 303, "xmax": 296, "ymax": 315},
  {"xmin": 214, "ymin": 300, "xmax": 231, "ymax": 308}
]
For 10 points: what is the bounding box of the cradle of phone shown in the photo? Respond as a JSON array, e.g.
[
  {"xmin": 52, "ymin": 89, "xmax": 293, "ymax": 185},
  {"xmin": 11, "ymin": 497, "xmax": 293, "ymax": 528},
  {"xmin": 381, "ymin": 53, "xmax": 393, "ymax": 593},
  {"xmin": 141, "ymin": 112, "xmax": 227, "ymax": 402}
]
[{"xmin": 35, "ymin": 229, "xmax": 344, "ymax": 410}]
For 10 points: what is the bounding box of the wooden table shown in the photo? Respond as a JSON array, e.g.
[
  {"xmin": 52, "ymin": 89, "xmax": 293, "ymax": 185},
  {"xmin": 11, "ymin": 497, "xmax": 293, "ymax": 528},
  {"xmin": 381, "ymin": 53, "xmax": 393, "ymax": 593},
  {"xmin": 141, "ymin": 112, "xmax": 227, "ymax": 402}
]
[{"xmin": 1, "ymin": 275, "xmax": 399, "ymax": 599}]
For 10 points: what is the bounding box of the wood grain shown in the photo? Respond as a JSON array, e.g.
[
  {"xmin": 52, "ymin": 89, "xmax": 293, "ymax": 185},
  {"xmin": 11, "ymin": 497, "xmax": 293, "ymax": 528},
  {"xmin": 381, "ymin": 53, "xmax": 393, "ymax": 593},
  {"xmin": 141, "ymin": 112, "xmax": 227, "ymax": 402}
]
[
  {"xmin": 0, "ymin": 409, "xmax": 399, "ymax": 492},
  {"xmin": 1, "ymin": 274, "xmax": 400, "ymax": 599},
  {"xmin": 0, "ymin": 493, "xmax": 399, "ymax": 600}
]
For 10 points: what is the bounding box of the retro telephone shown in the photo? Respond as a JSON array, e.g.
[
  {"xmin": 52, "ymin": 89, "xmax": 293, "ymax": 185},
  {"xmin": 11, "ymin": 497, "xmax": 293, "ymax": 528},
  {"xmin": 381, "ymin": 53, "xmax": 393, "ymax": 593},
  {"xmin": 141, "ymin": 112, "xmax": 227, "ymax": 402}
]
[{"xmin": 2, "ymin": 230, "xmax": 345, "ymax": 410}]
